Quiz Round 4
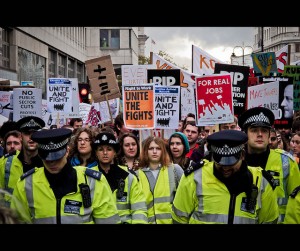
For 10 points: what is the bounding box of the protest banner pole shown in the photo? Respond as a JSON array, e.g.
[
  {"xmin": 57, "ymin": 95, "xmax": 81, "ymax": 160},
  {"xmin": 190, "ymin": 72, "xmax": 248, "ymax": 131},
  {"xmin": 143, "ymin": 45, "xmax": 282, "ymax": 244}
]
[{"xmin": 105, "ymin": 94, "xmax": 113, "ymax": 123}]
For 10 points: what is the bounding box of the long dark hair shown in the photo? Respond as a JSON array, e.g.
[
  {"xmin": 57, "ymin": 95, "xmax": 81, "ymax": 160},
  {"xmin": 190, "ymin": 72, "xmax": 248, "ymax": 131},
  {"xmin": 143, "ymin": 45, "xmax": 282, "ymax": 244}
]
[{"xmin": 68, "ymin": 127, "xmax": 97, "ymax": 165}]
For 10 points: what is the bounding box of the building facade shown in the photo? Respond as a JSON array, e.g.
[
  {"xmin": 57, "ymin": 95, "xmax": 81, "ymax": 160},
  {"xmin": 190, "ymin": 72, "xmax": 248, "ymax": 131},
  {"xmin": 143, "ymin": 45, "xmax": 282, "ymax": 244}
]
[
  {"xmin": 253, "ymin": 27, "xmax": 300, "ymax": 64},
  {"xmin": 0, "ymin": 27, "xmax": 148, "ymax": 98}
]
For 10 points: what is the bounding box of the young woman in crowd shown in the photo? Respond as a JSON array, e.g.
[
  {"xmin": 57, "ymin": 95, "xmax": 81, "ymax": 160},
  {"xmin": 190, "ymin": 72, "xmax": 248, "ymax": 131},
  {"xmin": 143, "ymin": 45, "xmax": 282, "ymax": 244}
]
[
  {"xmin": 117, "ymin": 132, "xmax": 140, "ymax": 171},
  {"xmin": 167, "ymin": 132, "xmax": 190, "ymax": 170},
  {"xmin": 136, "ymin": 136, "xmax": 183, "ymax": 224},
  {"xmin": 68, "ymin": 127, "xmax": 98, "ymax": 168}
]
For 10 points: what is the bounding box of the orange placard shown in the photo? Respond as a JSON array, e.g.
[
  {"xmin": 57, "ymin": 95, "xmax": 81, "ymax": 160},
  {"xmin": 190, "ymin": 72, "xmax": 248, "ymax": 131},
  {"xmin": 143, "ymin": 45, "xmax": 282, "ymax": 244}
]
[{"xmin": 122, "ymin": 84, "xmax": 155, "ymax": 129}]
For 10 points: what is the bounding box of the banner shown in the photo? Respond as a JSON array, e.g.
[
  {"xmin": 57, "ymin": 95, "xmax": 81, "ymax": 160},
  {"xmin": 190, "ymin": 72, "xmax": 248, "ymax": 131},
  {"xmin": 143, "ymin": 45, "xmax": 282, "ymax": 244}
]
[
  {"xmin": 214, "ymin": 63, "xmax": 249, "ymax": 116},
  {"xmin": 192, "ymin": 44, "xmax": 224, "ymax": 76},
  {"xmin": 122, "ymin": 84, "xmax": 155, "ymax": 129},
  {"xmin": 155, "ymin": 86, "xmax": 180, "ymax": 129},
  {"xmin": 247, "ymin": 81, "xmax": 280, "ymax": 119},
  {"xmin": 152, "ymin": 53, "xmax": 198, "ymax": 119},
  {"xmin": 276, "ymin": 45, "xmax": 289, "ymax": 74},
  {"xmin": 195, "ymin": 74, "xmax": 234, "ymax": 125},
  {"xmin": 252, "ymin": 52, "xmax": 278, "ymax": 76}
]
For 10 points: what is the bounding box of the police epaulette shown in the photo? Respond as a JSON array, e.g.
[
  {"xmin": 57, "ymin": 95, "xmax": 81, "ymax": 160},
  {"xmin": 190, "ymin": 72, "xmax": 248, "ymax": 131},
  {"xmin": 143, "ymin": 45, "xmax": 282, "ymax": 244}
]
[
  {"xmin": 20, "ymin": 168, "xmax": 36, "ymax": 180},
  {"xmin": 85, "ymin": 168, "xmax": 101, "ymax": 180},
  {"xmin": 262, "ymin": 169, "xmax": 278, "ymax": 190},
  {"xmin": 290, "ymin": 186, "xmax": 300, "ymax": 198},
  {"xmin": 4, "ymin": 150, "xmax": 17, "ymax": 158},
  {"xmin": 184, "ymin": 160, "xmax": 204, "ymax": 176}
]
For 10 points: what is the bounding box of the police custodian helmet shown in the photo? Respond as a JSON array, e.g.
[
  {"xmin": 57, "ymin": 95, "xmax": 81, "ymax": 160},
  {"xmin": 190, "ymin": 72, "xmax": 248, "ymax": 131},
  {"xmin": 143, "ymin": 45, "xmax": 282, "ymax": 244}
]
[
  {"xmin": 207, "ymin": 130, "xmax": 248, "ymax": 166},
  {"xmin": 93, "ymin": 132, "xmax": 119, "ymax": 152},
  {"xmin": 16, "ymin": 116, "xmax": 45, "ymax": 133},
  {"xmin": 31, "ymin": 128, "xmax": 72, "ymax": 161},
  {"xmin": 238, "ymin": 107, "xmax": 274, "ymax": 131}
]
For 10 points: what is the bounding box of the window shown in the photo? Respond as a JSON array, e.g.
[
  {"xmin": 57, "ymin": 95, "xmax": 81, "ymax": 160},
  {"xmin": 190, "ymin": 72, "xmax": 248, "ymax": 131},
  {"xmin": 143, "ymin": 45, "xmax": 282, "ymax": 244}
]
[
  {"xmin": 48, "ymin": 49, "xmax": 56, "ymax": 78},
  {"xmin": 58, "ymin": 54, "xmax": 66, "ymax": 77},
  {"xmin": 68, "ymin": 58, "xmax": 75, "ymax": 78},
  {"xmin": 77, "ymin": 62, "xmax": 84, "ymax": 82},
  {"xmin": 100, "ymin": 29, "xmax": 120, "ymax": 49},
  {"xmin": 0, "ymin": 28, "xmax": 10, "ymax": 68},
  {"xmin": 296, "ymin": 43, "xmax": 300, "ymax": 53}
]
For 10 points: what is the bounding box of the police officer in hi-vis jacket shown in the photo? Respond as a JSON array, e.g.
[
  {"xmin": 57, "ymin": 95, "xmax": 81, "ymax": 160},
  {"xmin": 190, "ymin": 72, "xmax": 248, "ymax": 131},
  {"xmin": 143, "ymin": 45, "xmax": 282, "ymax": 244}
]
[
  {"xmin": 10, "ymin": 128, "xmax": 120, "ymax": 224},
  {"xmin": 172, "ymin": 129, "xmax": 279, "ymax": 224}
]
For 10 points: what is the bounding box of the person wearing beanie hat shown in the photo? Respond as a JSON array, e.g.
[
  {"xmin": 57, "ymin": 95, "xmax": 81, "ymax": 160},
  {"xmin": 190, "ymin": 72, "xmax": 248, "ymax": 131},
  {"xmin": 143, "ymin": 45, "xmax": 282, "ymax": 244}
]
[
  {"xmin": 172, "ymin": 129, "xmax": 279, "ymax": 224},
  {"xmin": 10, "ymin": 128, "xmax": 120, "ymax": 224},
  {"xmin": 168, "ymin": 132, "xmax": 190, "ymax": 170},
  {"xmin": 238, "ymin": 106, "xmax": 300, "ymax": 223},
  {"xmin": 92, "ymin": 132, "xmax": 148, "ymax": 224}
]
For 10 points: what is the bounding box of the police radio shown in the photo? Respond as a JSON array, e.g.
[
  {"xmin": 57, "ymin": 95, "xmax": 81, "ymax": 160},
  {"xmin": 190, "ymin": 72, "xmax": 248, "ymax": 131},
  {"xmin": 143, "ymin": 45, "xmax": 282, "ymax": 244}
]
[
  {"xmin": 117, "ymin": 179, "xmax": 125, "ymax": 199},
  {"xmin": 246, "ymin": 177, "xmax": 258, "ymax": 212},
  {"xmin": 79, "ymin": 183, "xmax": 92, "ymax": 208}
]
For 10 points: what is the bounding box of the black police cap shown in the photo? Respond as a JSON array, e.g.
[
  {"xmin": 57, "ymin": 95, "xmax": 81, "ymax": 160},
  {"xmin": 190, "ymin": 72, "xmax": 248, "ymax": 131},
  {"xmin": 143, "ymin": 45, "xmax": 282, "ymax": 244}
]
[
  {"xmin": 207, "ymin": 130, "xmax": 248, "ymax": 166},
  {"xmin": 31, "ymin": 128, "xmax": 72, "ymax": 161},
  {"xmin": 238, "ymin": 107, "xmax": 274, "ymax": 131},
  {"xmin": 93, "ymin": 132, "xmax": 119, "ymax": 152},
  {"xmin": 16, "ymin": 116, "xmax": 45, "ymax": 132}
]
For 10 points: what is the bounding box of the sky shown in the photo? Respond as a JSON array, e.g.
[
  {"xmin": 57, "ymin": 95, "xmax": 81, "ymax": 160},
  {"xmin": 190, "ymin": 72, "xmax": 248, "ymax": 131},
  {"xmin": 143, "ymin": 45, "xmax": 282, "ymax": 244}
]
[{"xmin": 144, "ymin": 27, "xmax": 255, "ymax": 72}]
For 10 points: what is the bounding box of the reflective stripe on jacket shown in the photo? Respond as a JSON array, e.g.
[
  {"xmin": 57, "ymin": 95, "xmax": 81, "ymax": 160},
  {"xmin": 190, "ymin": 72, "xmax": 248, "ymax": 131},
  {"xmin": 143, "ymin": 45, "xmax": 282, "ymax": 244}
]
[
  {"xmin": 0, "ymin": 150, "xmax": 22, "ymax": 206},
  {"xmin": 10, "ymin": 166, "xmax": 120, "ymax": 224},
  {"xmin": 137, "ymin": 164, "xmax": 183, "ymax": 224},
  {"xmin": 267, "ymin": 149, "xmax": 300, "ymax": 222},
  {"xmin": 172, "ymin": 162, "xmax": 279, "ymax": 224},
  {"xmin": 113, "ymin": 165, "xmax": 148, "ymax": 224}
]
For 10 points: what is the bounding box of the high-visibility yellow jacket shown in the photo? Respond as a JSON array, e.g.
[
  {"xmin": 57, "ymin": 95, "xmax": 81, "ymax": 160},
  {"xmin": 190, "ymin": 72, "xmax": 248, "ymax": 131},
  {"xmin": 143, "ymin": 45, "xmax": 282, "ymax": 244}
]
[
  {"xmin": 91, "ymin": 164, "xmax": 148, "ymax": 224},
  {"xmin": 10, "ymin": 166, "xmax": 120, "ymax": 224},
  {"xmin": 136, "ymin": 163, "xmax": 183, "ymax": 224},
  {"xmin": 266, "ymin": 149, "xmax": 300, "ymax": 222},
  {"xmin": 283, "ymin": 185, "xmax": 300, "ymax": 224},
  {"xmin": 0, "ymin": 150, "xmax": 22, "ymax": 206},
  {"xmin": 172, "ymin": 161, "xmax": 279, "ymax": 224}
]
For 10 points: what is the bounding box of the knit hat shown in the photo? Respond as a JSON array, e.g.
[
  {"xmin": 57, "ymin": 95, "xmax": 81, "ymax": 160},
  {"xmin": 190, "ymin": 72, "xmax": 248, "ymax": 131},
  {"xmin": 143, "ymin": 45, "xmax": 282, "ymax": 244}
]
[{"xmin": 169, "ymin": 132, "xmax": 190, "ymax": 155}]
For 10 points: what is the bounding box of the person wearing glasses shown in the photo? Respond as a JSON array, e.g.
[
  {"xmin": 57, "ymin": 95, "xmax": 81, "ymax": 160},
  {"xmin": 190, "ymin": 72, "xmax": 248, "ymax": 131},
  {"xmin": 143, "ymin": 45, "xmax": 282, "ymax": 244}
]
[
  {"xmin": 68, "ymin": 127, "xmax": 97, "ymax": 168},
  {"xmin": 0, "ymin": 116, "xmax": 45, "ymax": 207}
]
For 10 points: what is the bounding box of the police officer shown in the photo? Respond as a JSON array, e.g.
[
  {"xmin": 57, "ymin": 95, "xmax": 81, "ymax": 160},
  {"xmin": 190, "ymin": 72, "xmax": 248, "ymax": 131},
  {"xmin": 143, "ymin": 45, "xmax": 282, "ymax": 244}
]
[
  {"xmin": 238, "ymin": 106, "xmax": 300, "ymax": 223},
  {"xmin": 283, "ymin": 186, "xmax": 300, "ymax": 224},
  {"xmin": 0, "ymin": 116, "xmax": 45, "ymax": 206},
  {"xmin": 92, "ymin": 132, "xmax": 148, "ymax": 224},
  {"xmin": 10, "ymin": 128, "xmax": 120, "ymax": 224},
  {"xmin": 172, "ymin": 130, "xmax": 279, "ymax": 224}
]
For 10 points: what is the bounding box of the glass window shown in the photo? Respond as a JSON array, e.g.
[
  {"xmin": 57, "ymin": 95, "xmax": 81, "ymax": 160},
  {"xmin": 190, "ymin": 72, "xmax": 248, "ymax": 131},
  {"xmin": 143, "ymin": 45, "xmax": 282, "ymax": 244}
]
[
  {"xmin": 58, "ymin": 54, "xmax": 66, "ymax": 77},
  {"xmin": 18, "ymin": 48, "xmax": 46, "ymax": 98},
  {"xmin": 77, "ymin": 62, "xmax": 84, "ymax": 82},
  {"xmin": 68, "ymin": 58, "xmax": 75, "ymax": 78},
  {"xmin": 100, "ymin": 29, "xmax": 120, "ymax": 49},
  {"xmin": 0, "ymin": 28, "xmax": 10, "ymax": 68},
  {"xmin": 48, "ymin": 49, "xmax": 56, "ymax": 78}
]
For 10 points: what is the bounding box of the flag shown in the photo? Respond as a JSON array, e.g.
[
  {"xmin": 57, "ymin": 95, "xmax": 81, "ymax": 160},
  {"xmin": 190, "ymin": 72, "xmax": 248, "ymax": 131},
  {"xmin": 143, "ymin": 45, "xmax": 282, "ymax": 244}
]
[
  {"xmin": 151, "ymin": 39, "xmax": 156, "ymax": 45},
  {"xmin": 276, "ymin": 45, "xmax": 288, "ymax": 73},
  {"xmin": 192, "ymin": 44, "xmax": 224, "ymax": 76}
]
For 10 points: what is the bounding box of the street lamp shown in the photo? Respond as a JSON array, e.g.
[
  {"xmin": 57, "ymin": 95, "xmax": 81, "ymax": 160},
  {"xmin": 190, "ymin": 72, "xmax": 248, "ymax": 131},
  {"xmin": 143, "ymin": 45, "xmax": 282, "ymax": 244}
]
[{"xmin": 231, "ymin": 45, "xmax": 253, "ymax": 66}]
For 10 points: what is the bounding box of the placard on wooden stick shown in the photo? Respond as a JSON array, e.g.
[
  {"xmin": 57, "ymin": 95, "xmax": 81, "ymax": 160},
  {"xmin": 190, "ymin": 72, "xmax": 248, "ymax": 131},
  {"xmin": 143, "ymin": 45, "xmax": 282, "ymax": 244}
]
[{"xmin": 85, "ymin": 55, "xmax": 121, "ymax": 103}]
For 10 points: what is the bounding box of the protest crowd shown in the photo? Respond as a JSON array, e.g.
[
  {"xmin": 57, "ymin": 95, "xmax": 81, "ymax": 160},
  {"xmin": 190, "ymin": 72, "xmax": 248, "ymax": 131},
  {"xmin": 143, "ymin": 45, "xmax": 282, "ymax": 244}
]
[{"xmin": 0, "ymin": 47, "xmax": 300, "ymax": 225}]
